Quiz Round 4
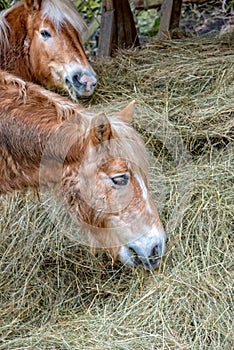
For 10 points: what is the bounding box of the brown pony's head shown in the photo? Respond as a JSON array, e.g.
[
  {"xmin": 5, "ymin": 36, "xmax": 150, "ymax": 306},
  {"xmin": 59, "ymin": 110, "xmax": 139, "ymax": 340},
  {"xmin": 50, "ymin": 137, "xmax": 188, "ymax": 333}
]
[
  {"xmin": 60, "ymin": 102, "xmax": 166, "ymax": 269},
  {"xmin": 23, "ymin": 0, "xmax": 97, "ymax": 100}
]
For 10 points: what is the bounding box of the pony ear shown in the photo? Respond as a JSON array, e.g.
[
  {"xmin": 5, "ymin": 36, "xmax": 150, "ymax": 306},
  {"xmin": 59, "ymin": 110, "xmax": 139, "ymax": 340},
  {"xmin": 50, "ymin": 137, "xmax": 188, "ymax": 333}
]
[
  {"xmin": 23, "ymin": 0, "xmax": 42, "ymax": 13},
  {"xmin": 115, "ymin": 100, "xmax": 135, "ymax": 123},
  {"xmin": 90, "ymin": 113, "xmax": 112, "ymax": 146}
]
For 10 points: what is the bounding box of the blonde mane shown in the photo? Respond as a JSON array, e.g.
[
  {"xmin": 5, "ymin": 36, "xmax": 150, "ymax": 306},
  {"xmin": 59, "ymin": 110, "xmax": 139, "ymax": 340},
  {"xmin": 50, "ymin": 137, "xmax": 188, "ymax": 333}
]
[
  {"xmin": 41, "ymin": 0, "xmax": 87, "ymax": 33},
  {"xmin": 79, "ymin": 109, "xmax": 149, "ymax": 179},
  {"xmin": 106, "ymin": 117, "xmax": 149, "ymax": 178},
  {"xmin": 0, "ymin": 14, "xmax": 10, "ymax": 53},
  {"xmin": 1, "ymin": 1, "xmax": 86, "ymax": 36}
]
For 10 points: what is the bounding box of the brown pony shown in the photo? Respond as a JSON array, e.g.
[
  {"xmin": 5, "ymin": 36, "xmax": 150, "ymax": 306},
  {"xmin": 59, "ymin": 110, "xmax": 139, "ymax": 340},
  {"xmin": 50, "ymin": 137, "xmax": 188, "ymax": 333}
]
[
  {"xmin": 0, "ymin": 70, "xmax": 166, "ymax": 270},
  {"xmin": 0, "ymin": 0, "xmax": 97, "ymax": 100}
]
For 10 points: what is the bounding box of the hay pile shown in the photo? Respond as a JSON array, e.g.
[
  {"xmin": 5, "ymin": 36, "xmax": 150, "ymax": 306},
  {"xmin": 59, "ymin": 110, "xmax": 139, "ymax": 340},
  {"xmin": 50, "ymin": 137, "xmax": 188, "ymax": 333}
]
[{"xmin": 0, "ymin": 36, "xmax": 233, "ymax": 349}]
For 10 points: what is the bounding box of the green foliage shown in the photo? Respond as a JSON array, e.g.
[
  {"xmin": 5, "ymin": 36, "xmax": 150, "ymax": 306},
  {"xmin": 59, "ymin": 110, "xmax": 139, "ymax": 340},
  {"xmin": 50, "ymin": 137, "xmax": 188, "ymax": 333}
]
[
  {"xmin": 75, "ymin": 1, "xmax": 160, "ymax": 37},
  {"xmin": 136, "ymin": 8, "xmax": 160, "ymax": 37},
  {"xmin": 0, "ymin": 0, "xmax": 10, "ymax": 11},
  {"xmin": 75, "ymin": 0, "xmax": 101, "ymax": 23},
  {"xmin": 226, "ymin": 0, "xmax": 234, "ymax": 12}
]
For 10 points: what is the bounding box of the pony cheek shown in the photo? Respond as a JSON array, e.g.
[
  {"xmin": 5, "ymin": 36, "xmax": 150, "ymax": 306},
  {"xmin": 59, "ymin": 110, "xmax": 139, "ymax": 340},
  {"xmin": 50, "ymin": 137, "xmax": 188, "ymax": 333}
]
[
  {"xmin": 49, "ymin": 65, "xmax": 64, "ymax": 84},
  {"xmin": 28, "ymin": 41, "xmax": 49, "ymax": 81},
  {"xmin": 109, "ymin": 185, "xmax": 134, "ymax": 214},
  {"xmin": 28, "ymin": 43, "xmax": 39, "ymax": 71}
]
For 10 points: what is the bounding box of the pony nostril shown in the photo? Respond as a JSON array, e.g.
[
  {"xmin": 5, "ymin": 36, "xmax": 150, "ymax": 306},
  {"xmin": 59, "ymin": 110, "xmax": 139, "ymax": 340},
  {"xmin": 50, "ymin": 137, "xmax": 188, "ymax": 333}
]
[
  {"xmin": 71, "ymin": 73, "xmax": 97, "ymax": 89},
  {"xmin": 91, "ymin": 80, "xmax": 97, "ymax": 88},
  {"xmin": 129, "ymin": 245, "xmax": 161, "ymax": 270},
  {"xmin": 72, "ymin": 74, "xmax": 81, "ymax": 86},
  {"xmin": 129, "ymin": 247, "xmax": 142, "ymax": 267},
  {"xmin": 152, "ymin": 245, "xmax": 159, "ymax": 257}
]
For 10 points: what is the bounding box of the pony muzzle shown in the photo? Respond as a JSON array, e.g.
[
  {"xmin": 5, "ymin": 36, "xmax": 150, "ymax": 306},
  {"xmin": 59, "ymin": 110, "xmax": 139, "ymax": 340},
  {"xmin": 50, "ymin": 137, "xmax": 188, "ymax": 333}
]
[
  {"xmin": 66, "ymin": 70, "xmax": 97, "ymax": 98},
  {"xmin": 129, "ymin": 245, "xmax": 162, "ymax": 270},
  {"xmin": 119, "ymin": 232, "xmax": 166, "ymax": 270}
]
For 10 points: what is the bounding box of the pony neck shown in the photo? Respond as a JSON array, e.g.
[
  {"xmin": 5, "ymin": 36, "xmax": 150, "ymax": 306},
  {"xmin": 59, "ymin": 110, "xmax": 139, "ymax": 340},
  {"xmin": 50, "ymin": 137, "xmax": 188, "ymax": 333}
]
[
  {"xmin": 1, "ymin": 4, "xmax": 34, "ymax": 82},
  {"xmin": 0, "ymin": 70, "xmax": 90, "ymax": 193}
]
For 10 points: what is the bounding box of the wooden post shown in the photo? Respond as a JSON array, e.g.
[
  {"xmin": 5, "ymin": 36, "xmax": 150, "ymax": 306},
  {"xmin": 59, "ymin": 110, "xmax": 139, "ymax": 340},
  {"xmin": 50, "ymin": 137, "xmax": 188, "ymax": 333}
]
[
  {"xmin": 157, "ymin": 0, "xmax": 183, "ymax": 39},
  {"xmin": 98, "ymin": 0, "xmax": 115, "ymax": 57},
  {"xmin": 170, "ymin": 0, "xmax": 183, "ymax": 29},
  {"xmin": 98, "ymin": 0, "xmax": 139, "ymax": 57}
]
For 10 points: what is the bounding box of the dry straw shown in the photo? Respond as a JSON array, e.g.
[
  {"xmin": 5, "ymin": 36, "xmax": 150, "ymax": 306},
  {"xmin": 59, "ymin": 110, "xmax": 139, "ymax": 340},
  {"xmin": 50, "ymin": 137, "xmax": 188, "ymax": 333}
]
[{"xmin": 0, "ymin": 35, "xmax": 233, "ymax": 349}]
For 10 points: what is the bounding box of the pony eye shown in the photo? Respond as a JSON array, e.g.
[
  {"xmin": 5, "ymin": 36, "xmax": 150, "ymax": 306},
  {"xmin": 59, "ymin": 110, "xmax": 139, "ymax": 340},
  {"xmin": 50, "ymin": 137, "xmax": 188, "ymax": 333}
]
[
  {"xmin": 40, "ymin": 30, "xmax": 52, "ymax": 40},
  {"xmin": 111, "ymin": 173, "xmax": 129, "ymax": 187}
]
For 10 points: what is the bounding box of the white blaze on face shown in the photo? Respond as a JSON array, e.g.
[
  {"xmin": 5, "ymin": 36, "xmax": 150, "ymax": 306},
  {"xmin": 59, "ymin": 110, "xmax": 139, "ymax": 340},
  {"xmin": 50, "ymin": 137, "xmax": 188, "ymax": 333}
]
[
  {"xmin": 117, "ymin": 174, "xmax": 166, "ymax": 268},
  {"xmin": 134, "ymin": 174, "xmax": 153, "ymax": 215}
]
